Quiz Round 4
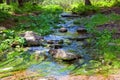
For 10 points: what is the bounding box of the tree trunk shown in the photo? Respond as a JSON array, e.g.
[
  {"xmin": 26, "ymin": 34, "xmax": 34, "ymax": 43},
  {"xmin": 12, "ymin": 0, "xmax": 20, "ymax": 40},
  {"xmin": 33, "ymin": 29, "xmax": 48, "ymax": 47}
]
[
  {"xmin": 18, "ymin": 0, "xmax": 23, "ymax": 7},
  {"xmin": 0, "ymin": 0, "xmax": 3, "ymax": 3},
  {"xmin": 85, "ymin": 0, "xmax": 91, "ymax": 5},
  {"xmin": 6, "ymin": 0, "xmax": 11, "ymax": 5},
  {"xmin": 12, "ymin": 0, "xmax": 16, "ymax": 3}
]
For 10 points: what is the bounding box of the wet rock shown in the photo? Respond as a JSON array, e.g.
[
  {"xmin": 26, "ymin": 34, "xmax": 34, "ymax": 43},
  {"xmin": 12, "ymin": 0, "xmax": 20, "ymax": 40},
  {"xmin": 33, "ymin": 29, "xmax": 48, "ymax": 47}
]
[
  {"xmin": 68, "ymin": 35, "xmax": 89, "ymax": 41},
  {"xmin": 47, "ymin": 40, "xmax": 64, "ymax": 44},
  {"xmin": 61, "ymin": 13, "xmax": 79, "ymax": 17},
  {"xmin": 20, "ymin": 31, "xmax": 44, "ymax": 46},
  {"xmin": 47, "ymin": 40, "xmax": 54, "ymax": 44},
  {"xmin": 59, "ymin": 27, "xmax": 68, "ymax": 33},
  {"xmin": 58, "ymin": 39, "xmax": 64, "ymax": 44},
  {"xmin": 50, "ymin": 44, "xmax": 62, "ymax": 49},
  {"xmin": 49, "ymin": 49, "xmax": 81, "ymax": 60},
  {"xmin": 76, "ymin": 36, "xmax": 89, "ymax": 41},
  {"xmin": 77, "ymin": 27, "xmax": 87, "ymax": 34},
  {"xmin": 34, "ymin": 50, "xmax": 47, "ymax": 61},
  {"xmin": 54, "ymin": 44, "xmax": 62, "ymax": 49}
]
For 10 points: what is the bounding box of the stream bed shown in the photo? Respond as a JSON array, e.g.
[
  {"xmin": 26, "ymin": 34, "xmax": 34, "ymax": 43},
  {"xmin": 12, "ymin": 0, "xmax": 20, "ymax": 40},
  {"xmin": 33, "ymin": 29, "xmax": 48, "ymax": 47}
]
[{"xmin": 25, "ymin": 13, "xmax": 92, "ymax": 80}]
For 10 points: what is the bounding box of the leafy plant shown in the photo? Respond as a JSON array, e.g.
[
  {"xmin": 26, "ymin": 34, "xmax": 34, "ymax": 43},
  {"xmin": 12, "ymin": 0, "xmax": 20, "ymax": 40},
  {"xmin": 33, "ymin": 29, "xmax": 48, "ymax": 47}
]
[
  {"xmin": 0, "ymin": 11, "xmax": 11, "ymax": 22},
  {"xmin": 0, "ymin": 30, "xmax": 26, "ymax": 61},
  {"xmin": 72, "ymin": 4, "xmax": 99, "ymax": 15}
]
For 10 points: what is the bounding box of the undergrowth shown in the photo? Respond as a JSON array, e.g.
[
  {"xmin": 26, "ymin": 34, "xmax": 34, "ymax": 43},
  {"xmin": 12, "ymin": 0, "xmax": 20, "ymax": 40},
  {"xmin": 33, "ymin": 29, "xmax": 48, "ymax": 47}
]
[{"xmin": 72, "ymin": 13, "xmax": 120, "ymax": 75}]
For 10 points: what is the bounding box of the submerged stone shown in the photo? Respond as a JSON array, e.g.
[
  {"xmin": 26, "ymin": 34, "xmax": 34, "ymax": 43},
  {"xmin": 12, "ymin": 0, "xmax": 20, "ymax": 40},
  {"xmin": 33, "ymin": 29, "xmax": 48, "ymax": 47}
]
[
  {"xmin": 68, "ymin": 35, "xmax": 89, "ymax": 41},
  {"xmin": 49, "ymin": 49, "xmax": 81, "ymax": 61},
  {"xmin": 59, "ymin": 27, "xmax": 68, "ymax": 33},
  {"xmin": 50, "ymin": 44, "xmax": 63, "ymax": 49},
  {"xmin": 47, "ymin": 40, "xmax": 54, "ymax": 44},
  {"xmin": 77, "ymin": 27, "xmax": 87, "ymax": 34}
]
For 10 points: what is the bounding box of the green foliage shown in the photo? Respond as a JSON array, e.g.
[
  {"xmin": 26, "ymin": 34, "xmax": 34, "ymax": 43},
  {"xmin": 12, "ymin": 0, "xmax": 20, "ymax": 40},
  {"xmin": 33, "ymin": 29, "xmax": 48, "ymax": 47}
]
[
  {"xmin": 13, "ymin": 3, "xmax": 42, "ymax": 14},
  {"xmin": 0, "ymin": 30, "xmax": 26, "ymax": 61},
  {"xmin": 0, "ymin": 4, "xmax": 13, "ymax": 12},
  {"xmin": 42, "ymin": 0, "xmax": 81, "ymax": 10},
  {"xmin": 71, "ymin": 0, "xmax": 120, "ymax": 14},
  {"xmin": 72, "ymin": 4, "xmax": 99, "ymax": 15},
  {"xmin": 92, "ymin": 0, "xmax": 115, "ymax": 7},
  {"xmin": 16, "ymin": 12, "xmax": 61, "ymax": 35},
  {"xmin": 0, "ymin": 11, "xmax": 11, "ymax": 22},
  {"xmin": 73, "ymin": 60, "xmax": 101, "ymax": 75},
  {"xmin": 95, "ymin": 30, "xmax": 112, "ymax": 49},
  {"xmin": 0, "ymin": 51, "xmax": 44, "ymax": 78},
  {"xmin": 42, "ymin": 5, "xmax": 63, "ymax": 14},
  {"xmin": 74, "ymin": 13, "xmax": 120, "ymax": 33},
  {"xmin": 72, "ymin": 13, "xmax": 120, "ymax": 75}
]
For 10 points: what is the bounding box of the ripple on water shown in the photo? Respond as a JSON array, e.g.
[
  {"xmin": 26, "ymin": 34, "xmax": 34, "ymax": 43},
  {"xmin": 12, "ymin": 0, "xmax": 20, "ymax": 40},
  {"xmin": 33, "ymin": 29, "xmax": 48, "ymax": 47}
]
[
  {"xmin": 28, "ymin": 47, "xmax": 49, "ymax": 52},
  {"xmin": 44, "ymin": 35, "xmax": 65, "ymax": 40},
  {"xmin": 27, "ymin": 61, "xmax": 70, "ymax": 77}
]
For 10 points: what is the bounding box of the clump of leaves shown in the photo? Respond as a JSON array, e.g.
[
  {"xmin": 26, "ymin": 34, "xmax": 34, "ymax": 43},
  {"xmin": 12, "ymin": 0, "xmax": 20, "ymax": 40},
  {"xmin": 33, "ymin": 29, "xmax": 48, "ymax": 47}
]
[
  {"xmin": 72, "ymin": 4, "xmax": 99, "ymax": 15},
  {"xmin": 43, "ymin": 5, "xmax": 63, "ymax": 14},
  {"xmin": 0, "ymin": 30, "xmax": 26, "ymax": 61},
  {"xmin": 0, "ymin": 11, "xmax": 11, "ymax": 22},
  {"xmin": 17, "ymin": 12, "xmax": 61, "ymax": 35}
]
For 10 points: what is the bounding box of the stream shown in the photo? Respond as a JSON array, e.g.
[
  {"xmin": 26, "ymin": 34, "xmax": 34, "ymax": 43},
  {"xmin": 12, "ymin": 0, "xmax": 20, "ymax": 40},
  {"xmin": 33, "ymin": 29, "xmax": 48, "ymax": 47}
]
[{"xmin": 26, "ymin": 13, "xmax": 92, "ymax": 80}]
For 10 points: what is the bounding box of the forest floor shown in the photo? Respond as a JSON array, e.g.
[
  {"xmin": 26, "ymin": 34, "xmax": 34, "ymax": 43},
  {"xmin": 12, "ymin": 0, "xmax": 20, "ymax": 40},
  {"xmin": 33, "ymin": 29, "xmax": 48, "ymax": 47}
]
[{"xmin": 1, "ymin": 70, "xmax": 120, "ymax": 80}]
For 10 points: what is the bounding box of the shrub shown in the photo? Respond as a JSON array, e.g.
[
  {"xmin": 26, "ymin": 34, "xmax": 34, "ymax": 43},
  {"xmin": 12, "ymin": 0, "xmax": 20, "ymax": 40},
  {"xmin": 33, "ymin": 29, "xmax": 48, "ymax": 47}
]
[{"xmin": 72, "ymin": 4, "xmax": 100, "ymax": 15}]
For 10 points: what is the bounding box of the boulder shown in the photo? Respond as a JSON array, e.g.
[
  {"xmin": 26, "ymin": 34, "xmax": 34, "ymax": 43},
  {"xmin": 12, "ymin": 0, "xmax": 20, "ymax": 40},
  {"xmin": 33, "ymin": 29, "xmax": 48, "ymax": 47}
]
[
  {"xmin": 47, "ymin": 40, "xmax": 54, "ymax": 44},
  {"xmin": 49, "ymin": 49, "xmax": 81, "ymax": 60},
  {"xmin": 50, "ymin": 44, "xmax": 63, "ymax": 49},
  {"xmin": 59, "ymin": 27, "xmax": 68, "ymax": 33},
  {"xmin": 21, "ymin": 31, "xmax": 43, "ymax": 46},
  {"xmin": 54, "ymin": 44, "xmax": 62, "ymax": 49}
]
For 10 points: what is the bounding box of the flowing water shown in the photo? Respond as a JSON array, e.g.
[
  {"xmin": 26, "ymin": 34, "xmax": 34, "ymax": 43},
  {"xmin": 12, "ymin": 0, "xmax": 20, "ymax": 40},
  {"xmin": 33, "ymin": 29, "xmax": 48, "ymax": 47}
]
[{"xmin": 26, "ymin": 13, "xmax": 91, "ymax": 79}]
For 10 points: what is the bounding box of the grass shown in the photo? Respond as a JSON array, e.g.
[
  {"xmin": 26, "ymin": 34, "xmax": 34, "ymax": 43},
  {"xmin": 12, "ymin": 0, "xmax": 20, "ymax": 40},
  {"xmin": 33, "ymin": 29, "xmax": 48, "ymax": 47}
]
[
  {"xmin": 0, "ymin": 50, "xmax": 45, "ymax": 78},
  {"xmin": 72, "ymin": 13, "xmax": 120, "ymax": 75},
  {"xmin": 74, "ymin": 13, "xmax": 120, "ymax": 32}
]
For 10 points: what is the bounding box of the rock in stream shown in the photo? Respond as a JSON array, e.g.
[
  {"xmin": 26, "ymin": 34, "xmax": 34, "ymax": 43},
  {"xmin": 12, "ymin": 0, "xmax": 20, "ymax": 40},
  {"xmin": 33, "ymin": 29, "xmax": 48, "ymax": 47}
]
[
  {"xmin": 49, "ymin": 49, "xmax": 82, "ymax": 61},
  {"xmin": 21, "ymin": 31, "xmax": 44, "ymax": 46}
]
